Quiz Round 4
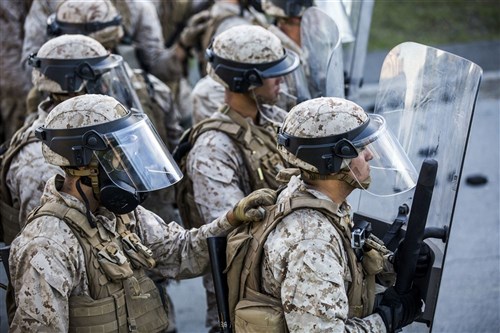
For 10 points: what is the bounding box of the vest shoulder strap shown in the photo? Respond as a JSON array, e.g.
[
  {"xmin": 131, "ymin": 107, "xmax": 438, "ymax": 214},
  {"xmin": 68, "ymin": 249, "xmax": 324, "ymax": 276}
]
[
  {"xmin": 243, "ymin": 193, "xmax": 343, "ymax": 293},
  {"xmin": 27, "ymin": 202, "xmax": 99, "ymax": 240}
]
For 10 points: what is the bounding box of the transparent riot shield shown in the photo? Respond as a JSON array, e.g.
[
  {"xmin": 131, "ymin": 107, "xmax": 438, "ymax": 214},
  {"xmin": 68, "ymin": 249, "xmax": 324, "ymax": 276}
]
[
  {"xmin": 350, "ymin": 42, "xmax": 482, "ymax": 328},
  {"xmin": 316, "ymin": 0, "xmax": 374, "ymax": 100},
  {"xmin": 301, "ymin": 7, "xmax": 344, "ymax": 98}
]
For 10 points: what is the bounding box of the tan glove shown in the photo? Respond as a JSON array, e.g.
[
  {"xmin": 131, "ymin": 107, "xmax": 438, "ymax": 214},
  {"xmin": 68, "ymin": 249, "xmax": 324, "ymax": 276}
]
[
  {"xmin": 179, "ymin": 10, "xmax": 212, "ymax": 49},
  {"xmin": 227, "ymin": 188, "xmax": 277, "ymax": 226}
]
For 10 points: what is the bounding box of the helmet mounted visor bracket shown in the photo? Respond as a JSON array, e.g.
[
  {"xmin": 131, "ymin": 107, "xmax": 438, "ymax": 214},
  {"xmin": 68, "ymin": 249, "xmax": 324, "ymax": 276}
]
[
  {"xmin": 277, "ymin": 118, "xmax": 371, "ymax": 175},
  {"xmin": 205, "ymin": 46, "xmax": 300, "ymax": 93},
  {"xmin": 28, "ymin": 53, "xmax": 117, "ymax": 92},
  {"xmin": 46, "ymin": 12, "xmax": 122, "ymax": 36},
  {"xmin": 29, "ymin": 53, "xmax": 144, "ymax": 112},
  {"xmin": 35, "ymin": 112, "xmax": 136, "ymax": 167},
  {"xmin": 36, "ymin": 112, "xmax": 183, "ymax": 193}
]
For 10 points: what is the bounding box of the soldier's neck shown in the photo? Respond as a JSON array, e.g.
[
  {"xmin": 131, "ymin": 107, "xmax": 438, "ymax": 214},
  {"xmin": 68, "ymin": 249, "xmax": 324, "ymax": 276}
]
[
  {"xmin": 308, "ymin": 178, "xmax": 353, "ymax": 205},
  {"xmin": 225, "ymin": 91, "xmax": 258, "ymax": 123}
]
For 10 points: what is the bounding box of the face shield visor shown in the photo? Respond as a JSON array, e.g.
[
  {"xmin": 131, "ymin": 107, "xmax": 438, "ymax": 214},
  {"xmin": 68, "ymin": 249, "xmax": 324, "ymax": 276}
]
[
  {"xmin": 28, "ymin": 53, "xmax": 143, "ymax": 112},
  {"xmin": 93, "ymin": 113, "xmax": 183, "ymax": 192},
  {"xmin": 36, "ymin": 112, "xmax": 183, "ymax": 193},
  {"xmin": 278, "ymin": 113, "xmax": 417, "ymax": 197},
  {"xmin": 347, "ymin": 114, "xmax": 417, "ymax": 197}
]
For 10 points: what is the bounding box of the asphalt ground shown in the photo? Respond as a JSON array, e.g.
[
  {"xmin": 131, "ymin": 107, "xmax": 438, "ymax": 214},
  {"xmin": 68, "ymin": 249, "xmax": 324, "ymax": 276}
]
[{"xmin": 1, "ymin": 40, "xmax": 498, "ymax": 332}]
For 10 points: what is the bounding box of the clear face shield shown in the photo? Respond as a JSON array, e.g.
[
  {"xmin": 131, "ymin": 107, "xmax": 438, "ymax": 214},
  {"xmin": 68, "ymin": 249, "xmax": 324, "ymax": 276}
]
[
  {"xmin": 28, "ymin": 53, "xmax": 143, "ymax": 112},
  {"xmin": 347, "ymin": 114, "xmax": 418, "ymax": 197},
  {"xmin": 93, "ymin": 113, "xmax": 183, "ymax": 192}
]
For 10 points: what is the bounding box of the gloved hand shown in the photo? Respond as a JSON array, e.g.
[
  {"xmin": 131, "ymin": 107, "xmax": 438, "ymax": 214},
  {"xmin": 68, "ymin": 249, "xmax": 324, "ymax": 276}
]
[
  {"xmin": 393, "ymin": 242, "xmax": 432, "ymax": 278},
  {"xmin": 227, "ymin": 188, "xmax": 277, "ymax": 226},
  {"xmin": 179, "ymin": 10, "xmax": 211, "ymax": 49},
  {"xmin": 374, "ymin": 287, "xmax": 423, "ymax": 333}
]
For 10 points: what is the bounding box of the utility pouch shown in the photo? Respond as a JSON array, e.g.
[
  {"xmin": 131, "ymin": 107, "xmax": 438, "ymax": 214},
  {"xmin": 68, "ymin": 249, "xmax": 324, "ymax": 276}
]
[
  {"xmin": 122, "ymin": 232, "xmax": 156, "ymax": 269},
  {"xmin": 362, "ymin": 249, "xmax": 385, "ymax": 276},
  {"xmin": 234, "ymin": 289, "xmax": 286, "ymax": 333},
  {"xmin": 97, "ymin": 243, "xmax": 134, "ymax": 281},
  {"xmin": 69, "ymin": 289, "xmax": 128, "ymax": 332}
]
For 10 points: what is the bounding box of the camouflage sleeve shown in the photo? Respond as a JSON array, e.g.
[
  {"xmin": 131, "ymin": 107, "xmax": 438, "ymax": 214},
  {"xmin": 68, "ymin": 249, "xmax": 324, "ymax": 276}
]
[
  {"xmin": 147, "ymin": 73, "xmax": 183, "ymax": 149},
  {"xmin": 186, "ymin": 130, "xmax": 248, "ymax": 225},
  {"xmin": 267, "ymin": 210, "xmax": 387, "ymax": 332},
  {"xmin": 130, "ymin": 1, "xmax": 183, "ymax": 83},
  {"xmin": 21, "ymin": 0, "xmax": 59, "ymax": 69},
  {"xmin": 9, "ymin": 216, "xmax": 84, "ymax": 332},
  {"xmin": 191, "ymin": 76, "xmax": 226, "ymax": 125},
  {"xmin": 134, "ymin": 205, "xmax": 234, "ymax": 280},
  {"xmin": 6, "ymin": 141, "xmax": 63, "ymax": 227}
]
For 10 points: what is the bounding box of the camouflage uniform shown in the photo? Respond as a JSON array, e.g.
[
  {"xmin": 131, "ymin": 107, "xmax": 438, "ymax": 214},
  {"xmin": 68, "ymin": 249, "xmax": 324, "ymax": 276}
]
[
  {"xmin": 4, "ymin": 99, "xmax": 63, "ymax": 229},
  {"xmin": 262, "ymin": 175, "xmax": 388, "ymax": 332},
  {"xmin": 190, "ymin": 3, "xmax": 307, "ymax": 124},
  {"xmin": 186, "ymin": 105, "xmax": 287, "ymax": 329},
  {"xmin": 9, "ymin": 173, "xmax": 234, "ymax": 331},
  {"xmin": 0, "ymin": 0, "xmax": 33, "ymax": 142},
  {"xmin": 22, "ymin": 0, "xmax": 182, "ymax": 85},
  {"xmin": 187, "ymin": 105, "xmax": 286, "ymax": 225},
  {"xmin": 189, "ymin": 2, "xmax": 266, "ymax": 125}
]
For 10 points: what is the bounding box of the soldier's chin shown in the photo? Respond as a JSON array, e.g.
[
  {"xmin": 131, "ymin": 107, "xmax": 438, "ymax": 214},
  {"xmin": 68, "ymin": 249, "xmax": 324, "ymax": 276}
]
[{"xmin": 258, "ymin": 95, "xmax": 278, "ymax": 106}]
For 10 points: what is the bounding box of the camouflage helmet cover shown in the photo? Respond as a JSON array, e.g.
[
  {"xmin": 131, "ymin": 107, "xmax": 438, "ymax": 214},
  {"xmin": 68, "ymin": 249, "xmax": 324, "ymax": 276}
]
[
  {"xmin": 278, "ymin": 97, "xmax": 368, "ymax": 173},
  {"xmin": 49, "ymin": 0, "xmax": 124, "ymax": 48},
  {"xmin": 207, "ymin": 25, "xmax": 299, "ymax": 92},
  {"xmin": 41, "ymin": 94, "xmax": 129, "ymax": 166},
  {"xmin": 261, "ymin": 0, "xmax": 314, "ymax": 18},
  {"xmin": 31, "ymin": 34, "xmax": 109, "ymax": 93}
]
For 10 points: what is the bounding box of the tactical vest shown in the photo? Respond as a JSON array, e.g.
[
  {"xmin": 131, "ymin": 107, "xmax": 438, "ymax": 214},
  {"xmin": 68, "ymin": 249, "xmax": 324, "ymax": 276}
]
[
  {"xmin": 24, "ymin": 202, "xmax": 169, "ymax": 332},
  {"xmin": 175, "ymin": 106, "xmax": 286, "ymax": 229},
  {"xmin": 0, "ymin": 114, "xmax": 39, "ymax": 244},
  {"xmin": 225, "ymin": 192, "xmax": 388, "ymax": 332}
]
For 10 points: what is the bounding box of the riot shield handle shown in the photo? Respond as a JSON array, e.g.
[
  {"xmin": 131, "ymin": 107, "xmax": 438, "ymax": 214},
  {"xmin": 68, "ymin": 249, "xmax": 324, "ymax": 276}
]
[{"xmin": 395, "ymin": 159, "xmax": 438, "ymax": 295}]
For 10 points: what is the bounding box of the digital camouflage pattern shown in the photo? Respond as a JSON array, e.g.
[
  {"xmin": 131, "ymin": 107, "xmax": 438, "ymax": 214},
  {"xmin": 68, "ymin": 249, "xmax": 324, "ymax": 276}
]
[
  {"xmin": 32, "ymin": 34, "xmax": 109, "ymax": 94},
  {"xmin": 5, "ymin": 100, "xmax": 63, "ymax": 229},
  {"xmin": 0, "ymin": 0, "xmax": 33, "ymax": 141},
  {"xmin": 51, "ymin": 0, "xmax": 123, "ymax": 49},
  {"xmin": 186, "ymin": 104, "xmax": 287, "ymax": 329},
  {"xmin": 41, "ymin": 94, "xmax": 129, "ymax": 166},
  {"xmin": 186, "ymin": 105, "xmax": 287, "ymax": 226},
  {"xmin": 278, "ymin": 97, "xmax": 368, "ymax": 173},
  {"xmin": 22, "ymin": 0, "xmax": 181, "ymax": 84},
  {"xmin": 190, "ymin": 6, "xmax": 308, "ymax": 125},
  {"xmin": 208, "ymin": 25, "xmax": 285, "ymax": 89},
  {"xmin": 262, "ymin": 175, "xmax": 388, "ymax": 332},
  {"xmin": 191, "ymin": 75, "xmax": 225, "ymax": 125},
  {"xmin": 9, "ymin": 174, "xmax": 234, "ymax": 331}
]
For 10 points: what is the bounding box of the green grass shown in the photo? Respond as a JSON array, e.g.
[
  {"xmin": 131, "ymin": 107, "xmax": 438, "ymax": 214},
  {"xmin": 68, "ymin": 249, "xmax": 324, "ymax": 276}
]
[{"xmin": 368, "ymin": 0, "xmax": 500, "ymax": 51}]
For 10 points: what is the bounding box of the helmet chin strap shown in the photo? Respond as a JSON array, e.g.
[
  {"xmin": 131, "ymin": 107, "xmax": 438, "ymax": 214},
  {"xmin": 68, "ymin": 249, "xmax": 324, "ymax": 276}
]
[
  {"xmin": 65, "ymin": 160, "xmax": 100, "ymax": 199},
  {"xmin": 301, "ymin": 168, "xmax": 371, "ymax": 190},
  {"xmin": 75, "ymin": 178, "xmax": 97, "ymax": 228}
]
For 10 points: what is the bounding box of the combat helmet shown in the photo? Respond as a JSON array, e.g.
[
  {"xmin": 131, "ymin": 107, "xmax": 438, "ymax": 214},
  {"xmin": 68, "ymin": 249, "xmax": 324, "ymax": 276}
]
[
  {"xmin": 277, "ymin": 97, "xmax": 418, "ymax": 196},
  {"xmin": 47, "ymin": 0, "xmax": 123, "ymax": 49},
  {"xmin": 29, "ymin": 34, "xmax": 142, "ymax": 111},
  {"xmin": 206, "ymin": 25, "xmax": 299, "ymax": 93},
  {"xmin": 36, "ymin": 94, "xmax": 182, "ymax": 214}
]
